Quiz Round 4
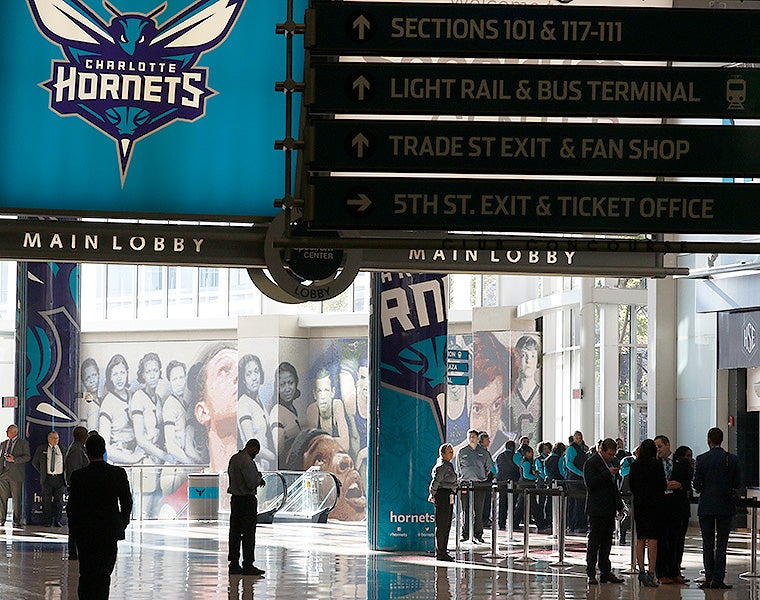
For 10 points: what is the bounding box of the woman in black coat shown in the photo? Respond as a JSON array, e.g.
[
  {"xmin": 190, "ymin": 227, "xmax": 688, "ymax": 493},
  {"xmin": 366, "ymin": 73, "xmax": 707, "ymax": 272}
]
[{"xmin": 629, "ymin": 438, "xmax": 667, "ymax": 587}]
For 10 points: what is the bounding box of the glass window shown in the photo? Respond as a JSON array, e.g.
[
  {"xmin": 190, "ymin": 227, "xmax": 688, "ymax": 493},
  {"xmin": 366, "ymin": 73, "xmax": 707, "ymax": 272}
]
[
  {"xmin": 353, "ymin": 272, "xmax": 370, "ymax": 313},
  {"xmin": 198, "ymin": 267, "xmax": 226, "ymax": 317},
  {"xmin": 80, "ymin": 263, "xmax": 104, "ymax": 321},
  {"xmin": 323, "ymin": 286, "xmax": 352, "ymax": 313},
  {"xmin": 618, "ymin": 305, "xmax": 631, "ymax": 344},
  {"xmin": 229, "ymin": 268, "xmax": 259, "ymax": 316},
  {"xmin": 106, "ymin": 265, "xmax": 135, "ymax": 319},
  {"xmin": 167, "ymin": 267, "xmax": 196, "ymax": 318},
  {"xmin": 137, "ymin": 265, "xmax": 165, "ymax": 319},
  {"xmin": 482, "ymin": 275, "xmax": 498, "ymax": 307}
]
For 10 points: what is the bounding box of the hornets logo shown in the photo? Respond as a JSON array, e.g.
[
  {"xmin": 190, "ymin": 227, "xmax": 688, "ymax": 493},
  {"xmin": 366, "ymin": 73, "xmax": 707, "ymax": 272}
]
[{"xmin": 26, "ymin": 0, "xmax": 246, "ymax": 184}]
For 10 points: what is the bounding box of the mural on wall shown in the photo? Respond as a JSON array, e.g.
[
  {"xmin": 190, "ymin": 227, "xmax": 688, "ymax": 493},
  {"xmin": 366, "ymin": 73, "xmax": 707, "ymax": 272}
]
[
  {"xmin": 80, "ymin": 336, "xmax": 369, "ymax": 520},
  {"xmin": 282, "ymin": 338, "xmax": 369, "ymax": 522},
  {"xmin": 447, "ymin": 332, "xmax": 543, "ymax": 454}
]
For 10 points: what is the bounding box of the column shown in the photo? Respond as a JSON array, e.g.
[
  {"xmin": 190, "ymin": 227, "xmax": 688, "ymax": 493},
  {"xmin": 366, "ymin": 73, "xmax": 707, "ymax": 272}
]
[
  {"xmin": 16, "ymin": 262, "xmax": 80, "ymax": 524},
  {"xmin": 368, "ymin": 273, "xmax": 448, "ymax": 551}
]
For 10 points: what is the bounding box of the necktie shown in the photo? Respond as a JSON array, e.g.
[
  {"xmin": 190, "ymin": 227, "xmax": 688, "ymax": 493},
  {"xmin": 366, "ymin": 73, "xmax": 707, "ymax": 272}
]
[
  {"xmin": 4, "ymin": 439, "xmax": 14, "ymax": 471},
  {"xmin": 49, "ymin": 446, "xmax": 56, "ymax": 474},
  {"xmin": 665, "ymin": 457, "xmax": 673, "ymax": 479}
]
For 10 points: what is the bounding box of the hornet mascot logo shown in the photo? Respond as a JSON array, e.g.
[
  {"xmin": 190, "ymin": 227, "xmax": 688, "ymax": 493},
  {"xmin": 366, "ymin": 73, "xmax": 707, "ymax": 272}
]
[{"xmin": 26, "ymin": 0, "xmax": 246, "ymax": 184}]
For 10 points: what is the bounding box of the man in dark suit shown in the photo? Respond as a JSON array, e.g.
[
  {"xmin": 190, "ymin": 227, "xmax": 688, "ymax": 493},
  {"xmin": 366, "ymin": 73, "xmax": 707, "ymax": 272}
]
[
  {"xmin": 0, "ymin": 424, "xmax": 31, "ymax": 526},
  {"xmin": 67, "ymin": 434, "xmax": 132, "ymax": 599},
  {"xmin": 583, "ymin": 438, "xmax": 625, "ymax": 585},
  {"xmin": 64, "ymin": 426, "xmax": 90, "ymax": 559},
  {"xmin": 32, "ymin": 430, "xmax": 67, "ymax": 527},
  {"xmin": 693, "ymin": 427, "xmax": 741, "ymax": 590},
  {"xmin": 654, "ymin": 434, "xmax": 691, "ymax": 585}
]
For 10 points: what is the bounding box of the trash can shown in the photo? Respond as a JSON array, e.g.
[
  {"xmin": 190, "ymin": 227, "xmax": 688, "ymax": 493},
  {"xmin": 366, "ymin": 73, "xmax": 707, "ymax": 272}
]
[{"xmin": 187, "ymin": 473, "xmax": 220, "ymax": 521}]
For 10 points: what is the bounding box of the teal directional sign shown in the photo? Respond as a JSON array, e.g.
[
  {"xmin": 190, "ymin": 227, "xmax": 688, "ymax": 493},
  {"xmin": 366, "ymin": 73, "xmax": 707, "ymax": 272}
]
[
  {"xmin": 304, "ymin": 121, "xmax": 760, "ymax": 178},
  {"xmin": 306, "ymin": 2, "xmax": 760, "ymax": 61},
  {"xmin": 306, "ymin": 64, "xmax": 760, "ymax": 119},
  {"xmin": 306, "ymin": 177, "xmax": 760, "ymax": 235}
]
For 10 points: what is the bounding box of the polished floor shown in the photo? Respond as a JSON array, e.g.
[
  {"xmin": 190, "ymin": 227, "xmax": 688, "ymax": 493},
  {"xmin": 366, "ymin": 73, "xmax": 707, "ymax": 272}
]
[{"xmin": 2, "ymin": 518, "xmax": 760, "ymax": 599}]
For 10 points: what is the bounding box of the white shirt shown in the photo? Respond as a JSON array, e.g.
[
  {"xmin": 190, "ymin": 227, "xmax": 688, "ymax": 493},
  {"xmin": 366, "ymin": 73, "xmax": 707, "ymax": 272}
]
[{"xmin": 48, "ymin": 445, "xmax": 64, "ymax": 475}]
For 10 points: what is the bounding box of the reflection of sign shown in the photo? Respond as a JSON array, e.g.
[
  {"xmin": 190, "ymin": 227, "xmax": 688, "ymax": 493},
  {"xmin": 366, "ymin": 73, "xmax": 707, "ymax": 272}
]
[
  {"xmin": 447, "ymin": 375, "xmax": 468, "ymax": 386},
  {"xmin": 306, "ymin": 177, "xmax": 760, "ymax": 234},
  {"xmin": 447, "ymin": 348, "xmax": 469, "ymax": 385},
  {"xmin": 304, "ymin": 121, "xmax": 760, "ymax": 177},
  {"xmin": 307, "ymin": 64, "xmax": 759, "ymax": 118},
  {"xmin": 306, "ymin": 1, "xmax": 760, "ymax": 62}
]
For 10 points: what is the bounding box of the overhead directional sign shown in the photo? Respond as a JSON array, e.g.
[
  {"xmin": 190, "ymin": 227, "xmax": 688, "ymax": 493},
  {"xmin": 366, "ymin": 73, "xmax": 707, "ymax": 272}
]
[
  {"xmin": 304, "ymin": 121, "xmax": 760, "ymax": 177},
  {"xmin": 306, "ymin": 64, "xmax": 760, "ymax": 118},
  {"xmin": 305, "ymin": 2, "xmax": 760, "ymax": 61},
  {"xmin": 306, "ymin": 177, "xmax": 760, "ymax": 235}
]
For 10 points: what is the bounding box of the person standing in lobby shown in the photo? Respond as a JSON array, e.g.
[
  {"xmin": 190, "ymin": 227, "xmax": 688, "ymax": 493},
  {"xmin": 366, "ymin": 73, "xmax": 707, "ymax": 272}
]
[
  {"xmin": 228, "ymin": 438, "xmax": 266, "ymax": 576},
  {"xmin": 429, "ymin": 443, "xmax": 457, "ymax": 561},
  {"xmin": 693, "ymin": 427, "xmax": 741, "ymax": 590},
  {"xmin": 64, "ymin": 426, "xmax": 90, "ymax": 559},
  {"xmin": 0, "ymin": 424, "xmax": 31, "ymax": 526},
  {"xmin": 67, "ymin": 433, "xmax": 133, "ymax": 600},
  {"xmin": 456, "ymin": 429, "xmax": 490, "ymax": 544},
  {"xmin": 32, "ymin": 431, "xmax": 67, "ymax": 527},
  {"xmin": 583, "ymin": 438, "xmax": 625, "ymax": 585}
]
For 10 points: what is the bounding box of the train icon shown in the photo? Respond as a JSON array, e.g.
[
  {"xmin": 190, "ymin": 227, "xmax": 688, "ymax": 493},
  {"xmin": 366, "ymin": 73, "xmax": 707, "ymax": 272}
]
[{"xmin": 727, "ymin": 77, "xmax": 746, "ymax": 110}]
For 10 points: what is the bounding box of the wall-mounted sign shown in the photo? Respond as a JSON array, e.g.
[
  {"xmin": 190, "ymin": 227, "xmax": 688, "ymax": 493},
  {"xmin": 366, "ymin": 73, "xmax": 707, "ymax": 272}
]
[
  {"xmin": 1, "ymin": 0, "xmax": 307, "ymax": 219},
  {"xmin": 306, "ymin": 1, "xmax": 760, "ymax": 61},
  {"xmin": 306, "ymin": 64, "xmax": 760, "ymax": 119},
  {"xmin": 304, "ymin": 120, "xmax": 760, "ymax": 177},
  {"xmin": 306, "ymin": 177, "xmax": 760, "ymax": 234}
]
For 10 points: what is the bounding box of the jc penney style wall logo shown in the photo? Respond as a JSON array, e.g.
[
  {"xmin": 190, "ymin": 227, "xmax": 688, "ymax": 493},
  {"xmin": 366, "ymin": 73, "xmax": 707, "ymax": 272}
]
[{"xmin": 27, "ymin": 0, "xmax": 245, "ymax": 184}]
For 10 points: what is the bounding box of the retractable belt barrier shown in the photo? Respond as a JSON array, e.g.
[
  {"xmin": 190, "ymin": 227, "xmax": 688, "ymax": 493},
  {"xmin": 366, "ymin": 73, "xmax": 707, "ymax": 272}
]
[{"xmin": 737, "ymin": 497, "xmax": 760, "ymax": 579}]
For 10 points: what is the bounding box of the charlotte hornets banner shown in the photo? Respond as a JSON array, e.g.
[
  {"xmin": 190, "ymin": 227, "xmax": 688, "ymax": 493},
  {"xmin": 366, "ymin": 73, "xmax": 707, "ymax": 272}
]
[
  {"xmin": 1, "ymin": 0, "xmax": 306, "ymax": 219},
  {"xmin": 17, "ymin": 262, "xmax": 81, "ymax": 524},
  {"xmin": 368, "ymin": 273, "xmax": 447, "ymax": 552}
]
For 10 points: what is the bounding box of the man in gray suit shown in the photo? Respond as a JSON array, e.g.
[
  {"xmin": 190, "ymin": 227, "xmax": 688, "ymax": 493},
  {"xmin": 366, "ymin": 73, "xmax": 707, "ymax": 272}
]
[
  {"xmin": 0, "ymin": 424, "xmax": 31, "ymax": 526},
  {"xmin": 693, "ymin": 427, "xmax": 741, "ymax": 590}
]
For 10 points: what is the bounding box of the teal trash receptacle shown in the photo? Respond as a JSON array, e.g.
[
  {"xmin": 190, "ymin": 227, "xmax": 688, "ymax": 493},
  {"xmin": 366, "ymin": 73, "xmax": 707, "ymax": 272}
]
[{"xmin": 187, "ymin": 473, "xmax": 220, "ymax": 520}]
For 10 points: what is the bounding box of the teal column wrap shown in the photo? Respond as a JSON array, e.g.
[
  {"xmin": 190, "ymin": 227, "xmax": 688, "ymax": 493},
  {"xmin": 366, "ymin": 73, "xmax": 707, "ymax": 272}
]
[{"xmin": 368, "ymin": 273, "xmax": 448, "ymax": 552}]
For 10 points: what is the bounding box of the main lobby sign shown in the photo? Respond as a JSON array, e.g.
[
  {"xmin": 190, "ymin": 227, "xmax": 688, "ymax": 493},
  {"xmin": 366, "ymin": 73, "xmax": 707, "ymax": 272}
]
[{"xmin": 1, "ymin": 0, "xmax": 305, "ymax": 219}]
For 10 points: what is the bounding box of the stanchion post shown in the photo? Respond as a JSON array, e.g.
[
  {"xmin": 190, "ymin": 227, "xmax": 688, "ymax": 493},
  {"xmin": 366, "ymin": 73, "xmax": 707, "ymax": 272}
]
[
  {"xmin": 468, "ymin": 480, "xmax": 474, "ymax": 543},
  {"xmin": 550, "ymin": 486, "xmax": 570, "ymax": 568},
  {"xmin": 455, "ymin": 486, "xmax": 461, "ymax": 554},
  {"xmin": 623, "ymin": 501, "xmax": 637, "ymax": 575},
  {"xmin": 484, "ymin": 481, "xmax": 505, "ymax": 559},
  {"xmin": 514, "ymin": 488, "xmax": 534, "ymax": 563},
  {"xmin": 507, "ymin": 480, "xmax": 515, "ymax": 542},
  {"xmin": 741, "ymin": 500, "xmax": 760, "ymax": 579}
]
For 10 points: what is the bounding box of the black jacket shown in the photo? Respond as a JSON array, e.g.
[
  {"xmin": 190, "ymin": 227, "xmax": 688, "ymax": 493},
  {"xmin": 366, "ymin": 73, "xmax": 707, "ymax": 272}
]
[
  {"xmin": 67, "ymin": 460, "xmax": 133, "ymax": 541},
  {"xmin": 582, "ymin": 452, "xmax": 623, "ymax": 518},
  {"xmin": 496, "ymin": 449, "xmax": 520, "ymax": 482}
]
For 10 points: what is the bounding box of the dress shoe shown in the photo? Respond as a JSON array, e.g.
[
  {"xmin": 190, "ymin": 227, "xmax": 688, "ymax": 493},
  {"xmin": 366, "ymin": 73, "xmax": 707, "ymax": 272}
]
[
  {"xmin": 587, "ymin": 576, "xmax": 598, "ymax": 585},
  {"xmin": 474, "ymin": 536, "xmax": 485, "ymax": 544},
  {"xmin": 600, "ymin": 573, "xmax": 624, "ymax": 584},
  {"xmin": 436, "ymin": 554, "xmax": 454, "ymax": 562},
  {"xmin": 460, "ymin": 536, "xmax": 468, "ymax": 542},
  {"xmin": 697, "ymin": 581, "xmax": 712, "ymax": 589},
  {"xmin": 242, "ymin": 566, "xmax": 265, "ymax": 576},
  {"xmin": 673, "ymin": 576, "xmax": 689, "ymax": 584},
  {"xmin": 710, "ymin": 582, "xmax": 732, "ymax": 589},
  {"xmin": 228, "ymin": 564, "xmax": 243, "ymax": 575},
  {"xmin": 659, "ymin": 577, "xmax": 675, "ymax": 584}
]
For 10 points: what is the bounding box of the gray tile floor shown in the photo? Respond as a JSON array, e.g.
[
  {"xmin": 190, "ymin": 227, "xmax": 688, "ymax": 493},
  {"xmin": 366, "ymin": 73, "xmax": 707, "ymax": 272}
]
[{"xmin": 2, "ymin": 519, "xmax": 760, "ymax": 599}]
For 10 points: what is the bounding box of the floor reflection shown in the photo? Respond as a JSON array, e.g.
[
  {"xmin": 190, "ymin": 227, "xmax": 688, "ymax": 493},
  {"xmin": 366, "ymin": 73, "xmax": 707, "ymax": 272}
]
[{"xmin": 1, "ymin": 521, "xmax": 759, "ymax": 599}]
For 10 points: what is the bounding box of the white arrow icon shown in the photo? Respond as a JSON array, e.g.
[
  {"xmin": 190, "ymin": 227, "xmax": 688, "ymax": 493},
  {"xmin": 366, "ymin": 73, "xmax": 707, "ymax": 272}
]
[
  {"xmin": 347, "ymin": 194, "xmax": 372, "ymax": 212},
  {"xmin": 351, "ymin": 133, "xmax": 369, "ymax": 158},
  {"xmin": 353, "ymin": 76, "xmax": 370, "ymax": 101},
  {"xmin": 353, "ymin": 15, "xmax": 371, "ymax": 40}
]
